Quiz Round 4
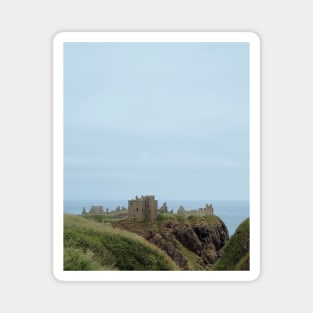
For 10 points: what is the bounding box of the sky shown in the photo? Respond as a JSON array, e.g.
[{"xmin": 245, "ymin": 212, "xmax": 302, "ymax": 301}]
[{"xmin": 64, "ymin": 42, "xmax": 249, "ymax": 201}]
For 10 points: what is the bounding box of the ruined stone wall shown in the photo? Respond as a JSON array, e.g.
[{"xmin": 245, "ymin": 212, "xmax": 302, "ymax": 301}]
[
  {"xmin": 128, "ymin": 197, "xmax": 158, "ymax": 221},
  {"xmin": 145, "ymin": 199, "xmax": 158, "ymax": 221},
  {"xmin": 128, "ymin": 200, "xmax": 146, "ymax": 221},
  {"xmin": 89, "ymin": 206, "xmax": 104, "ymax": 214},
  {"xmin": 204, "ymin": 204, "xmax": 214, "ymax": 215},
  {"xmin": 183, "ymin": 204, "xmax": 214, "ymax": 217}
]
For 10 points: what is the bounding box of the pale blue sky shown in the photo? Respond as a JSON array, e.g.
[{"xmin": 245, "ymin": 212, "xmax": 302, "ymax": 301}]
[{"xmin": 64, "ymin": 42, "xmax": 249, "ymax": 200}]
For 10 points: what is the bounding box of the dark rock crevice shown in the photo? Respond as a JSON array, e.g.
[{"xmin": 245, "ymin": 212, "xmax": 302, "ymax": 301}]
[{"xmin": 116, "ymin": 216, "xmax": 229, "ymax": 270}]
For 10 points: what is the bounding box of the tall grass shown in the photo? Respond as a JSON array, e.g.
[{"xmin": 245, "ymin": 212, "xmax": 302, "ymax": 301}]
[
  {"xmin": 64, "ymin": 214, "xmax": 178, "ymax": 271},
  {"xmin": 212, "ymin": 218, "xmax": 250, "ymax": 271}
]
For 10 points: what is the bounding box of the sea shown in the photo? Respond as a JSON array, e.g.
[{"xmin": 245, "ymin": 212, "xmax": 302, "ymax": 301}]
[{"xmin": 64, "ymin": 199, "xmax": 249, "ymax": 236}]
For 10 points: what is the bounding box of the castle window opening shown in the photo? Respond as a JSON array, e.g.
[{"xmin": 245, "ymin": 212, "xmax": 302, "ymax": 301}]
[{"xmin": 136, "ymin": 208, "xmax": 138, "ymax": 211}]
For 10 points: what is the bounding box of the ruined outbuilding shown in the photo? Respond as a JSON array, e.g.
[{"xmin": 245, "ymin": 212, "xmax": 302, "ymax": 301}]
[
  {"xmin": 184, "ymin": 204, "xmax": 214, "ymax": 217},
  {"xmin": 128, "ymin": 195, "xmax": 158, "ymax": 221},
  {"xmin": 88, "ymin": 206, "xmax": 104, "ymax": 214}
]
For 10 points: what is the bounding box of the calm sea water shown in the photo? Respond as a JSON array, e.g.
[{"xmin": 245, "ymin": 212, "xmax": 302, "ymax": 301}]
[{"xmin": 64, "ymin": 199, "xmax": 249, "ymax": 236}]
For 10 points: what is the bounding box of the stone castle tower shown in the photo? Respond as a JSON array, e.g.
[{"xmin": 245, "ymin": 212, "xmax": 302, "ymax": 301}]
[{"xmin": 128, "ymin": 195, "xmax": 158, "ymax": 221}]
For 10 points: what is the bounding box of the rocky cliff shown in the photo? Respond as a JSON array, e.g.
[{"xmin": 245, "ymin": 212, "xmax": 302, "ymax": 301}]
[{"xmin": 115, "ymin": 215, "xmax": 229, "ymax": 270}]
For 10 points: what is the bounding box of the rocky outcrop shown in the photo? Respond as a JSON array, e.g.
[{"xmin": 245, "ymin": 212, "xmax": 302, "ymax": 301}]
[
  {"xmin": 116, "ymin": 215, "xmax": 229, "ymax": 270},
  {"xmin": 146, "ymin": 229, "xmax": 187, "ymax": 268},
  {"xmin": 173, "ymin": 223, "xmax": 203, "ymax": 255},
  {"xmin": 192, "ymin": 220, "xmax": 229, "ymax": 264}
]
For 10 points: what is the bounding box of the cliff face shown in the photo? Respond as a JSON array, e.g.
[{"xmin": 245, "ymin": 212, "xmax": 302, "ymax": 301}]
[{"xmin": 116, "ymin": 215, "xmax": 229, "ymax": 270}]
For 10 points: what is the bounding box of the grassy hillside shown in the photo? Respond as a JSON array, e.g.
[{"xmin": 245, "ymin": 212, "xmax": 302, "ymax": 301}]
[
  {"xmin": 64, "ymin": 214, "xmax": 178, "ymax": 271},
  {"xmin": 211, "ymin": 218, "xmax": 250, "ymax": 271}
]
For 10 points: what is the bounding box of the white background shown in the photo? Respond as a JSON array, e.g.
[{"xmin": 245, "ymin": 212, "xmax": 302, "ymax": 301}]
[{"xmin": 0, "ymin": 1, "xmax": 312, "ymax": 312}]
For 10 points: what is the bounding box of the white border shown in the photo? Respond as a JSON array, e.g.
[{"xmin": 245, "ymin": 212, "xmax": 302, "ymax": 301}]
[{"xmin": 53, "ymin": 32, "xmax": 260, "ymax": 282}]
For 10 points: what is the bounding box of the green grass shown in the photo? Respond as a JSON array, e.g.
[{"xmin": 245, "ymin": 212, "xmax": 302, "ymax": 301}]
[
  {"xmin": 64, "ymin": 214, "xmax": 178, "ymax": 271},
  {"xmin": 155, "ymin": 212, "xmax": 222, "ymax": 225},
  {"xmin": 174, "ymin": 241, "xmax": 204, "ymax": 270},
  {"xmin": 64, "ymin": 248, "xmax": 115, "ymax": 270},
  {"xmin": 155, "ymin": 213, "xmax": 176, "ymax": 223},
  {"xmin": 211, "ymin": 218, "xmax": 250, "ymax": 271},
  {"xmin": 235, "ymin": 252, "xmax": 250, "ymax": 270},
  {"xmin": 81, "ymin": 213, "xmax": 127, "ymax": 223},
  {"xmin": 187, "ymin": 214, "xmax": 222, "ymax": 225}
]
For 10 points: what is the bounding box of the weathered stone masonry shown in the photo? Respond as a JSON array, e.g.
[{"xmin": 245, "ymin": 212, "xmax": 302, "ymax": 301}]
[{"xmin": 128, "ymin": 195, "xmax": 158, "ymax": 221}]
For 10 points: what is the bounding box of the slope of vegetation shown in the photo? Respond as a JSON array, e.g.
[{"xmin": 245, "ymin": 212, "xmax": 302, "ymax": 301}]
[
  {"xmin": 211, "ymin": 218, "xmax": 250, "ymax": 271},
  {"xmin": 81, "ymin": 211, "xmax": 128, "ymax": 223},
  {"xmin": 64, "ymin": 214, "xmax": 178, "ymax": 271},
  {"xmin": 115, "ymin": 214, "xmax": 229, "ymax": 270}
]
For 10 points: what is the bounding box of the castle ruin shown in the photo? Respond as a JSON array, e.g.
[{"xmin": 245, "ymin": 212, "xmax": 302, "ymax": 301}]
[
  {"xmin": 128, "ymin": 195, "xmax": 158, "ymax": 221},
  {"xmin": 184, "ymin": 203, "xmax": 214, "ymax": 217},
  {"xmin": 88, "ymin": 206, "xmax": 104, "ymax": 214}
]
